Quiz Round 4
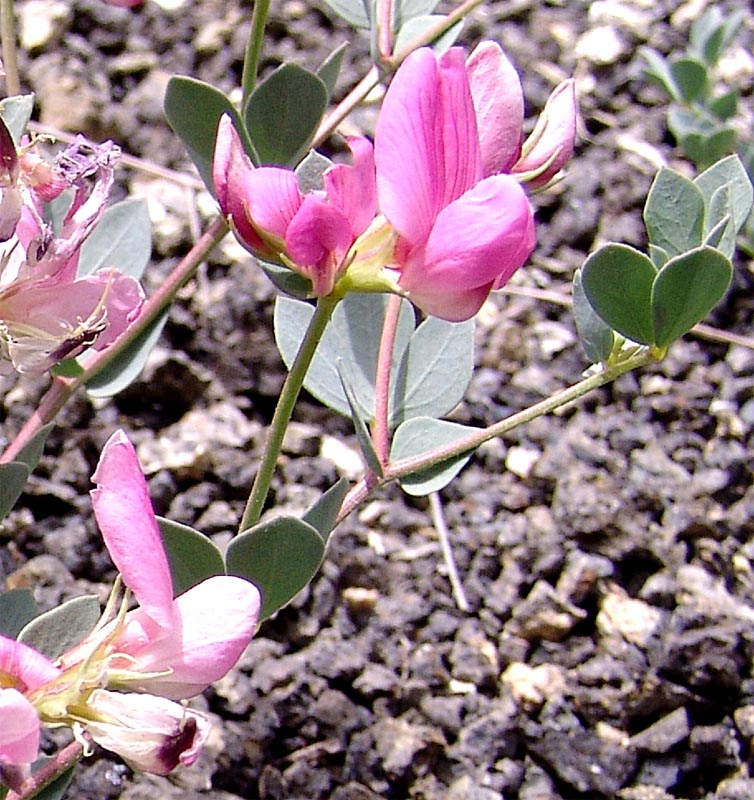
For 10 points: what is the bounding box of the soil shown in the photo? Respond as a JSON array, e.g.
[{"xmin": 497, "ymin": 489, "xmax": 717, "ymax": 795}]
[{"xmin": 3, "ymin": 0, "xmax": 754, "ymax": 798}]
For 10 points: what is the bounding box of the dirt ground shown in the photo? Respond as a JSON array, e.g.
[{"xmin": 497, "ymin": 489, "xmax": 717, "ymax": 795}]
[{"xmin": 4, "ymin": 0, "xmax": 754, "ymax": 798}]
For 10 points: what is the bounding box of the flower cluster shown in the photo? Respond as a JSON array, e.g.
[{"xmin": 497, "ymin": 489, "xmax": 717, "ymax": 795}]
[
  {"xmin": 0, "ymin": 431, "xmax": 260, "ymax": 790},
  {"xmin": 0, "ymin": 120, "xmax": 144, "ymax": 375},
  {"xmin": 214, "ymin": 42, "xmax": 576, "ymax": 322}
]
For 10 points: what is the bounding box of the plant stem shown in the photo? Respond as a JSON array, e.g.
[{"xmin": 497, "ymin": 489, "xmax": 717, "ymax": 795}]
[
  {"xmin": 377, "ymin": 0, "xmax": 392, "ymax": 63},
  {"xmin": 335, "ymin": 349, "xmax": 656, "ymax": 523},
  {"xmin": 0, "ymin": 216, "xmax": 228, "ymax": 464},
  {"xmin": 0, "ymin": 0, "xmax": 20, "ymax": 95},
  {"xmin": 428, "ymin": 491, "xmax": 469, "ymax": 611},
  {"xmin": 371, "ymin": 294, "xmax": 402, "ymax": 466},
  {"xmin": 6, "ymin": 741, "xmax": 83, "ymax": 800},
  {"xmin": 314, "ymin": 0, "xmax": 512, "ymax": 147},
  {"xmin": 242, "ymin": 0, "xmax": 271, "ymax": 106},
  {"xmin": 240, "ymin": 294, "xmax": 340, "ymax": 531}
]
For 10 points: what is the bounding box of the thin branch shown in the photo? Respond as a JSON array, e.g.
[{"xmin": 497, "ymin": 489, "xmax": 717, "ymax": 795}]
[{"xmin": 428, "ymin": 491, "xmax": 469, "ymax": 612}]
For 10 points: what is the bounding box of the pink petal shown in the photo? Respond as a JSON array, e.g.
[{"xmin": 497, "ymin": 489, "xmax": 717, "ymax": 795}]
[
  {"xmin": 324, "ymin": 136, "xmax": 377, "ymax": 238},
  {"xmin": 513, "ymin": 79, "xmax": 577, "ymax": 188},
  {"xmin": 0, "ymin": 689, "xmax": 40, "ymax": 766},
  {"xmin": 0, "ymin": 274, "xmax": 141, "ymax": 374},
  {"xmin": 86, "ymin": 270, "xmax": 145, "ymax": 350},
  {"xmin": 285, "ymin": 195, "xmax": 353, "ymax": 295},
  {"xmin": 84, "ymin": 690, "xmax": 210, "ymax": 775},
  {"xmin": 244, "ymin": 167, "xmax": 303, "ymax": 243},
  {"xmin": 466, "ymin": 41, "xmax": 524, "ymax": 176},
  {"xmin": 375, "ymin": 47, "xmax": 481, "ymax": 249},
  {"xmin": 212, "ymin": 115, "xmax": 268, "ymax": 253},
  {"xmin": 111, "ymin": 575, "xmax": 260, "ymax": 700},
  {"xmin": 0, "ymin": 635, "xmax": 60, "ymax": 691},
  {"xmin": 91, "ymin": 430, "xmax": 175, "ymax": 630},
  {"xmin": 399, "ymin": 174, "xmax": 535, "ymax": 321}
]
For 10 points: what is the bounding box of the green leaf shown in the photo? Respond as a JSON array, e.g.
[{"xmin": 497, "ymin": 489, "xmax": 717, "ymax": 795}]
[
  {"xmin": 226, "ymin": 516, "xmax": 325, "ymax": 620},
  {"xmin": 581, "ymin": 243, "xmax": 657, "ymax": 345},
  {"xmin": 15, "ymin": 422, "xmax": 54, "ymax": 471},
  {"xmin": 391, "ymin": 417, "xmax": 474, "ymax": 496},
  {"xmin": 85, "ymin": 308, "xmax": 169, "ymax": 398},
  {"xmin": 274, "ymin": 293, "xmax": 415, "ymax": 419},
  {"xmin": 157, "ymin": 517, "xmax": 225, "ymax": 597},
  {"xmin": 259, "ymin": 259, "xmax": 314, "ymax": 299},
  {"xmin": 670, "ymin": 57, "xmax": 709, "ymax": 103},
  {"xmin": 319, "ymin": 0, "xmax": 372, "ymax": 28},
  {"xmin": 295, "ymin": 149, "xmax": 330, "ymax": 193},
  {"xmin": 302, "ymin": 477, "xmax": 350, "ymax": 541},
  {"xmin": 644, "ymin": 168, "xmax": 705, "ymax": 257},
  {"xmin": 244, "ymin": 64, "xmax": 328, "ymax": 167},
  {"xmin": 648, "ymin": 243, "xmax": 669, "ymax": 269},
  {"xmin": 639, "ymin": 47, "xmax": 681, "ymax": 102},
  {"xmin": 338, "ymin": 361, "xmax": 383, "ymax": 477},
  {"xmin": 317, "ymin": 43, "xmax": 348, "ymax": 98},
  {"xmin": 0, "ymin": 462, "xmax": 30, "ymax": 521},
  {"xmin": 651, "ymin": 246, "xmax": 732, "ymax": 348},
  {"xmin": 164, "ymin": 76, "xmax": 254, "ymax": 192},
  {"xmin": 394, "ymin": 15, "xmax": 463, "ymax": 54},
  {"xmin": 709, "ymin": 89, "xmax": 737, "ymax": 121},
  {"xmin": 695, "ymin": 154, "xmax": 754, "ymax": 248},
  {"xmin": 396, "ymin": 0, "xmax": 441, "ymax": 24},
  {"xmin": 390, "ymin": 315, "xmax": 473, "ymax": 426},
  {"xmin": 690, "ymin": 6, "xmax": 725, "ymax": 64},
  {"xmin": 78, "ymin": 199, "xmax": 152, "ymax": 278},
  {"xmin": 572, "ymin": 269, "xmax": 614, "ymax": 363},
  {"xmin": 0, "ymin": 94, "xmax": 34, "ymax": 144},
  {"xmin": 0, "ymin": 589, "xmax": 38, "ymax": 638},
  {"xmin": 19, "ymin": 595, "xmax": 101, "ymax": 660}
]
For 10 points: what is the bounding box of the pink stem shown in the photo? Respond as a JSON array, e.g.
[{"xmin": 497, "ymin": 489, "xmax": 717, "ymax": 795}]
[{"xmin": 371, "ymin": 293, "xmax": 402, "ymax": 466}]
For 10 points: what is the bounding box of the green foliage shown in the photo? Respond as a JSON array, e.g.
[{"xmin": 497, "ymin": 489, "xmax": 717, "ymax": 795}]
[
  {"xmin": 302, "ymin": 477, "xmax": 350, "ymax": 541},
  {"xmin": 572, "ymin": 270, "xmax": 614, "ymax": 363},
  {"xmin": 84, "ymin": 309, "xmax": 169, "ymax": 399},
  {"xmin": 164, "ymin": 76, "xmax": 254, "ymax": 192},
  {"xmin": 226, "ymin": 516, "xmax": 325, "ymax": 620},
  {"xmin": 158, "ymin": 517, "xmax": 225, "ymax": 596},
  {"xmin": 0, "ymin": 94, "xmax": 34, "ymax": 144},
  {"xmin": 577, "ymin": 157, "xmax": 750, "ymax": 356},
  {"xmin": 0, "ymin": 425, "xmax": 54, "ymax": 522},
  {"xmin": 18, "ymin": 595, "xmax": 101, "ymax": 660},
  {"xmin": 78, "ymin": 199, "xmax": 152, "ymax": 278},
  {"xmin": 0, "ymin": 462, "xmax": 30, "ymax": 521},
  {"xmin": 318, "ymin": 0, "xmax": 460, "ymax": 53},
  {"xmin": 390, "ymin": 417, "xmax": 475, "ymax": 496},
  {"xmin": 639, "ymin": 6, "xmax": 754, "ymax": 257},
  {"xmin": 244, "ymin": 64, "xmax": 329, "ymax": 167},
  {"xmin": 0, "ymin": 589, "xmax": 38, "ymax": 638},
  {"xmin": 338, "ymin": 363, "xmax": 384, "ymax": 477},
  {"xmin": 275, "ymin": 293, "xmax": 473, "ymax": 428}
]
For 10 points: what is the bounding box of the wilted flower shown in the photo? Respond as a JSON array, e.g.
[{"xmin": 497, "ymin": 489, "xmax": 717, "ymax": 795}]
[
  {"xmin": 75, "ymin": 691, "xmax": 211, "ymax": 776},
  {"xmin": 0, "ymin": 129, "xmax": 144, "ymax": 374},
  {"xmin": 213, "ymin": 114, "xmax": 378, "ymax": 296}
]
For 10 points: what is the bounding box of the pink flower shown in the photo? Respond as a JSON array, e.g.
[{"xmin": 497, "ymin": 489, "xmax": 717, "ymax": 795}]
[
  {"xmin": 374, "ymin": 43, "xmax": 576, "ymax": 321},
  {"xmin": 375, "ymin": 46, "xmax": 536, "ymax": 321},
  {"xmin": 85, "ymin": 430, "xmax": 261, "ymax": 700},
  {"xmin": 81, "ymin": 691, "xmax": 210, "ymax": 776},
  {"xmin": 465, "ymin": 42, "xmax": 577, "ymax": 188},
  {"xmin": 213, "ymin": 115, "xmax": 377, "ymax": 296},
  {"xmin": 0, "ymin": 138, "xmax": 144, "ymax": 374},
  {"xmin": 0, "ymin": 636, "xmax": 61, "ymax": 783}
]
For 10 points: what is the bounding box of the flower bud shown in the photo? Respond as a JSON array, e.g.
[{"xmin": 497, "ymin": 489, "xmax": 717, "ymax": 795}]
[{"xmin": 512, "ymin": 79, "xmax": 577, "ymax": 189}]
